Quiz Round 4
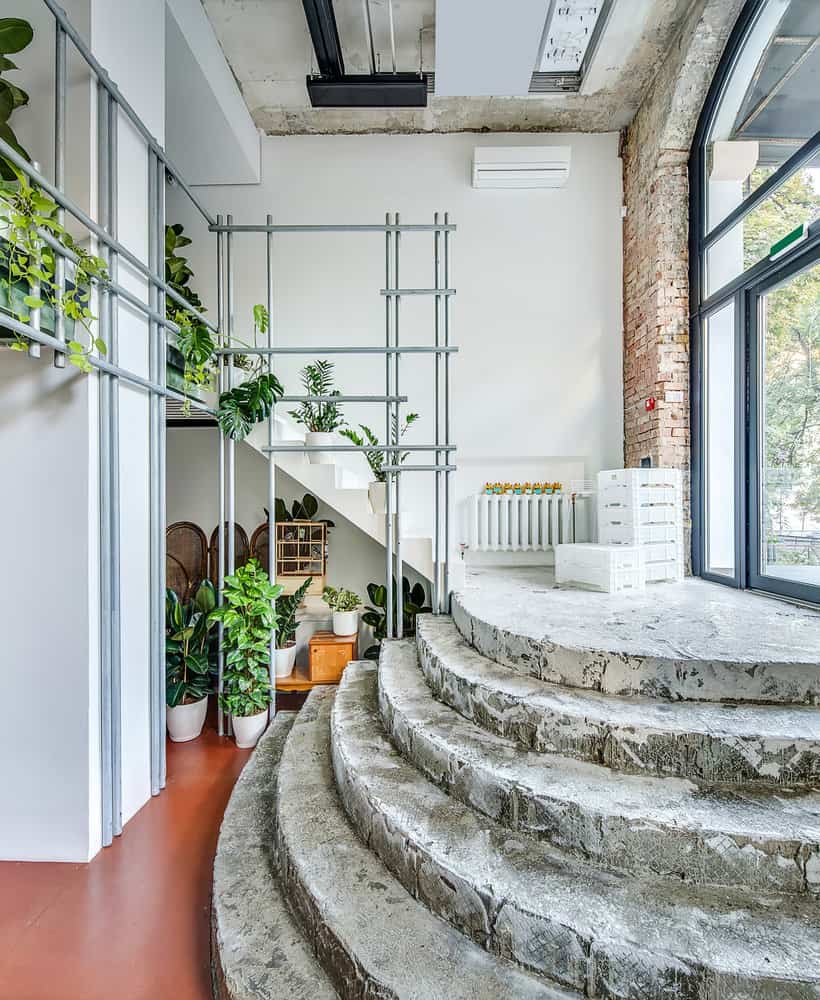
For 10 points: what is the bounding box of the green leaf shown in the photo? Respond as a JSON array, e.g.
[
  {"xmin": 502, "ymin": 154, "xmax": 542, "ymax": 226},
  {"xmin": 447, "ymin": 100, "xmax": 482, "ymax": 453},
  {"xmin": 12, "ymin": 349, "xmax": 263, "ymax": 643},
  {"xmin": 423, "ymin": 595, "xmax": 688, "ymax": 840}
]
[
  {"xmin": 22, "ymin": 294, "xmax": 43, "ymax": 309},
  {"xmin": 0, "ymin": 19, "xmax": 34, "ymax": 56}
]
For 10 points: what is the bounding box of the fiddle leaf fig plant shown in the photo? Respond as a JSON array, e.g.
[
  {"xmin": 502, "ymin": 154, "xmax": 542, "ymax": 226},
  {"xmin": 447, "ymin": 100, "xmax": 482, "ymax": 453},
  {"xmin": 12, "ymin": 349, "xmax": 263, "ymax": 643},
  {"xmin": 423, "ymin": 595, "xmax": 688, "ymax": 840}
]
[
  {"xmin": 0, "ymin": 17, "xmax": 33, "ymax": 181},
  {"xmin": 1, "ymin": 168, "xmax": 109, "ymax": 369},
  {"xmin": 210, "ymin": 559, "xmax": 281, "ymax": 718}
]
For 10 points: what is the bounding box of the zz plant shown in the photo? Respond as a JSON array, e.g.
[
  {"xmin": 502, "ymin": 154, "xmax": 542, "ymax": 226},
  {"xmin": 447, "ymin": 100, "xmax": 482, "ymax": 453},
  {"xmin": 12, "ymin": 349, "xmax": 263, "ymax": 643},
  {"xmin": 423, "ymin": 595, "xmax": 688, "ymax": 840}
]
[
  {"xmin": 210, "ymin": 559, "xmax": 281, "ymax": 718},
  {"xmin": 275, "ymin": 576, "xmax": 312, "ymax": 648},
  {"xmin": 165, "ymin": 580, "xmax": 217, "ymax": 707},
  {"xmin": 341, "ymin": 412, "xmax": 419, "ymax": 482},
  {"xmin": 289, "ymin": 359, "xmax": 345, "ymax": 433}
]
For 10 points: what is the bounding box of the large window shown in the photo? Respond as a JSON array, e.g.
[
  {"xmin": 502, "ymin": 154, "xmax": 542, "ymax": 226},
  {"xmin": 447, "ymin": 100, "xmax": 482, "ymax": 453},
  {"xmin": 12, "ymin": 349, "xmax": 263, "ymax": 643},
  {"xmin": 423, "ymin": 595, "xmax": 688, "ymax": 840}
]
[{"xmin": 691, "ymin": 0, "xmax": 820, "ymax": 603}]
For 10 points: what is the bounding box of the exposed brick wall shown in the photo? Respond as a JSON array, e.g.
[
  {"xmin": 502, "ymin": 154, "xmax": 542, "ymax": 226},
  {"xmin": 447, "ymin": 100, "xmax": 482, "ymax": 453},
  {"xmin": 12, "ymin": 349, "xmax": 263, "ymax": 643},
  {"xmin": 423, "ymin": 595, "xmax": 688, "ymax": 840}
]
[{"xmin": 621, "ymin": 0, "xmax": 745, "ymax": 478}]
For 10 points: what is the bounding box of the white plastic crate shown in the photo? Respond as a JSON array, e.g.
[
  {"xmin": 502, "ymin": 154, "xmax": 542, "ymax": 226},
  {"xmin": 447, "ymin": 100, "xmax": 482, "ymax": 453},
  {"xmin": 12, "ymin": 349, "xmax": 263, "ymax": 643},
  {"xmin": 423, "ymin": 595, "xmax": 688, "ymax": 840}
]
[
  {"xmin": 644, "ymin": 558, "xmax": 685, "ymax": 583},
  {"xmin": 599, "ymin": 483, "xmax": 680, "ymax": 509},
  {"xmin": 598, "ymin": 468, "xmax": 682, "ymax": 490},
  {"xmin": 555, "ymin": 543, "xmax": 645, "ymax": 593},
  {"xmin": 599, "ymin": 520, "xmax": 682, "ymax": 546},
  {"xmin": 641, "ymin": 539, "xmax": 684, "ymax": 563}
]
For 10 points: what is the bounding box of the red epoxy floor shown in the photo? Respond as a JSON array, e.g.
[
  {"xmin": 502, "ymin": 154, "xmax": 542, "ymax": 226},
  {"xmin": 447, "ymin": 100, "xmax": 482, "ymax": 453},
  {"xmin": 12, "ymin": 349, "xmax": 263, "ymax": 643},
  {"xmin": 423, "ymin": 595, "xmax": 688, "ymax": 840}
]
[{"xmin": 0, "ymin": 697, "xmax": 304, "ymax": 1000}]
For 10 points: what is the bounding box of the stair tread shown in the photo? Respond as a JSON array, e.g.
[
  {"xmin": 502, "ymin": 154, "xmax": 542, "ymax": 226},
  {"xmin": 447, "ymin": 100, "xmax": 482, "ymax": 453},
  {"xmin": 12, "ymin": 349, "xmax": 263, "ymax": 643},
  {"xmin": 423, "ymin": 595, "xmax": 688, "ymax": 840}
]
[
  {"xmin": 277, "ymin": 687, "xmax": 578, "ymax": 1000},
  {"xmin": 333, "ymin": 662, "xmax": 820, "ymax": 997},
  {"xmin": 452, "ymin": 579, "xmax": 820, "ymax": 704},
  {"xmin": 380, "ymin": 638, "xmax": 820, "ymax": 892},
  {"xmin": 213, "ymin": 712, "xmax": 338, "ymax": 1000}
]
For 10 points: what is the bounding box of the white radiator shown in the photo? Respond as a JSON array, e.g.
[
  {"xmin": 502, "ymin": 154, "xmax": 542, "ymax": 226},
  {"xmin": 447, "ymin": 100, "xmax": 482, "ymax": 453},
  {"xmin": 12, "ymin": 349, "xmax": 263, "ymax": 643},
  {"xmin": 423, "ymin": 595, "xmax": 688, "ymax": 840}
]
[{"xmin": 468, "ymin": 492, "xmax": 591, "ymax": 552}]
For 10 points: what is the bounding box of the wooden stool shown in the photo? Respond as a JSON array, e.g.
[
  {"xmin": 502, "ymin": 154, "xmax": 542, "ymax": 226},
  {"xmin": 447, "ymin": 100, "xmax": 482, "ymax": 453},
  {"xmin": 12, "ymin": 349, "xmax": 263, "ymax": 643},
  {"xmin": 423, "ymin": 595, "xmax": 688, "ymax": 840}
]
[{"xmin": 308, "ymin": 631, "xmax": 358, "ymax": 684}]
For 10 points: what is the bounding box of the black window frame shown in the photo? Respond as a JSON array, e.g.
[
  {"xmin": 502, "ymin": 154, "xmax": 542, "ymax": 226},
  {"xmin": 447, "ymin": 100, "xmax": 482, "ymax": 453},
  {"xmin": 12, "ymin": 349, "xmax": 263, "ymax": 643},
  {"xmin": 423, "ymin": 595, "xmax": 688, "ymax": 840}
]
[{"xmin": 689, "ymin": 0, "xmax": 820, "ymax": 603}]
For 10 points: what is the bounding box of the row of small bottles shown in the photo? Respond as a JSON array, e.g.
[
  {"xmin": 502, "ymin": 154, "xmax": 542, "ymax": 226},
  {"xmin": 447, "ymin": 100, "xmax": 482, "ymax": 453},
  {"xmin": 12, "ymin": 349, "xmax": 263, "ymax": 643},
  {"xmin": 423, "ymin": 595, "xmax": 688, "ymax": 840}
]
[{"xmin": 483, "ymin": 482, "xmax": 563, "ymax": 495}]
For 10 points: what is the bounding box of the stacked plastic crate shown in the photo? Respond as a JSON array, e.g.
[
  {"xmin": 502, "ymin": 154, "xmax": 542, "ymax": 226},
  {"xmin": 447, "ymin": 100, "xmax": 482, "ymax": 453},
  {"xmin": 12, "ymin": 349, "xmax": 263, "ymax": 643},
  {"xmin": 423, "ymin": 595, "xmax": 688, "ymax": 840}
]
[
  {"xmin": 554, "ymin": 542, "xmax": 645, "ymax": 593},
  {"xmin": 597, "ymin": 468, "xmax": 684, "ymax": 583}
]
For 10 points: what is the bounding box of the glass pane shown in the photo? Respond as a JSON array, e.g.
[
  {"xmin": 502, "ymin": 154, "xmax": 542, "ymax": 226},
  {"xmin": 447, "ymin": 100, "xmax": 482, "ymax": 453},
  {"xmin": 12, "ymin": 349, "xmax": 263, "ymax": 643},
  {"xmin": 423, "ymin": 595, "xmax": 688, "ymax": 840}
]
[
  {"xmin": 704, "ymin": 302, "xmax": 736, "ymax": 576},
  {"xmin": 706, "ymin": 149, "xmax": 820, "ymax": 296},
  {"xmin": 705, "ymin": 0, "xmax": 820, "ymax": 231},
  {"xmin": 759, "ymin": 260, "xmax": 820, "ymax": 585}
]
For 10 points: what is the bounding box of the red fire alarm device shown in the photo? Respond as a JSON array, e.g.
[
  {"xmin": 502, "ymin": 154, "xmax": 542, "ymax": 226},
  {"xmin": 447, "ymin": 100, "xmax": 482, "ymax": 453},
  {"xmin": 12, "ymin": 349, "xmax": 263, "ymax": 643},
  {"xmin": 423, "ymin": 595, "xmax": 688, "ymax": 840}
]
[{"xmin": 645, "ymin": 397, "xmax": 656, "ymax": 412}]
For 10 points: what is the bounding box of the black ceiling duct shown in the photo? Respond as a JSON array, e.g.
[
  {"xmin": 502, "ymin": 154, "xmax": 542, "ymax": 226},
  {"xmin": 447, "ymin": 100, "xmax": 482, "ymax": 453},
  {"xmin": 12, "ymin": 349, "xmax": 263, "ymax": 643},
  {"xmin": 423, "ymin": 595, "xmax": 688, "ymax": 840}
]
[{"xmin": 301, "ymin": 0, "xmax": 427, "ymax": 108}]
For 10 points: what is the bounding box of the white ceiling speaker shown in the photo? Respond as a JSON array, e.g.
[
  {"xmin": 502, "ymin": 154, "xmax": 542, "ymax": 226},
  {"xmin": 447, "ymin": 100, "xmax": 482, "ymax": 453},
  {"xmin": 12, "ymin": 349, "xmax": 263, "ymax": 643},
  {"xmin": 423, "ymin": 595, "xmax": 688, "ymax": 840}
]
[{"xmin": 472, "ymin": 146, "xmax": 572, "ymax": 189}]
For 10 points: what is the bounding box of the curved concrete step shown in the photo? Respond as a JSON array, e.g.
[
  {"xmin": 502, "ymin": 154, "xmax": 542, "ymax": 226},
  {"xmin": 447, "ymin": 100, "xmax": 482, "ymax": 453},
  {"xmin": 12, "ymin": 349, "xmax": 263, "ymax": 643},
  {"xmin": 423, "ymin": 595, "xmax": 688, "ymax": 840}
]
[
  {"xmin": 379, "ymin": 638, "xmax": 820, "ymax": 894},
  {"xmin": 333, "ymin": 663, "xmax": 820, "ymax": 1000},
  {"xmin": 276, "ymin": 687, "xmax": 579, "ymax": 1000},
  {"xmin": 212, "ymin": 712, "xmax": 338, "ymax": 1000},
  {"xmin": 419, "ymin": 615, "xmax": 820, "ymax": 787},
  {"xmin": 452, "ymin": 579, "xmax": 820, "ymax": 704}
]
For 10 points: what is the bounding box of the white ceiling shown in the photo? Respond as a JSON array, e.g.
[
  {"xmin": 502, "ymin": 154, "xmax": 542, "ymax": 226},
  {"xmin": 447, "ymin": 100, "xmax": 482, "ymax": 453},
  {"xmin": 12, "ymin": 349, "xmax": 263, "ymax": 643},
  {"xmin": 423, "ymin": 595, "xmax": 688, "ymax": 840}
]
[{"xmin": 202, "ymin": 0, "xmax": 696, "ymax": 135}]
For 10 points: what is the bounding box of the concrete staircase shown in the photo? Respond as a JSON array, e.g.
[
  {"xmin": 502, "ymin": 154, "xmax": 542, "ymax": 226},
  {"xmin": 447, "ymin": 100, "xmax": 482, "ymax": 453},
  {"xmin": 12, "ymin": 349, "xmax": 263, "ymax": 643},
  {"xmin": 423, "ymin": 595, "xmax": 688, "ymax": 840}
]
[{"xmin": 213, "ymin": 580, "xmax": 820, "ymax": 999}]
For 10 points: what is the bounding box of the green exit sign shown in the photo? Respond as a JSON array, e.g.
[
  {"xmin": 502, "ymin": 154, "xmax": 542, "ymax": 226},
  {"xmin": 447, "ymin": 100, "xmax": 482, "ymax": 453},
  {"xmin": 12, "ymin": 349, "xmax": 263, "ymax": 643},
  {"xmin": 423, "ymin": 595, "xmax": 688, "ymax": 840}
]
[{"xmin": 770, "ymin": 222, "xmax": 808, "ymax": 261}]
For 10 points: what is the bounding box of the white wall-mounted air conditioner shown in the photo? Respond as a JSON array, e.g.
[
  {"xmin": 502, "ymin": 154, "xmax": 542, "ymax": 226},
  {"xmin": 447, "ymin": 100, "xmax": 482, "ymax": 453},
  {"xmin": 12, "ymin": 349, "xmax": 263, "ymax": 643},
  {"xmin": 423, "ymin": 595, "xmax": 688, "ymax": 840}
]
[{"xmin": 472, "ymin": 146, "xmax": 571, "ymax": 189}]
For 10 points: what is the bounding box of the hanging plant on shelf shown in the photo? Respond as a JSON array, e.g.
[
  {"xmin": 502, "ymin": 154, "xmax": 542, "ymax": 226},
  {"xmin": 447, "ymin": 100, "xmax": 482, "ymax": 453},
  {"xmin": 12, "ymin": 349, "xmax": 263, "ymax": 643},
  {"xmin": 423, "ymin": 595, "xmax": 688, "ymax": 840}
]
[
  {"xmin": 1, "ymin": 168, "xmax": 109, "ymax": 370},
  {"xmin": 0, "ymin": 17, "xmax": 34, "ymax": 181},
  {"xmin": 164, "ymin": 223, "xmax": 215, "ymax": 403},
  {"xmin": 216, "ymin": 304, "xmax": 284, "ymax": 441}
]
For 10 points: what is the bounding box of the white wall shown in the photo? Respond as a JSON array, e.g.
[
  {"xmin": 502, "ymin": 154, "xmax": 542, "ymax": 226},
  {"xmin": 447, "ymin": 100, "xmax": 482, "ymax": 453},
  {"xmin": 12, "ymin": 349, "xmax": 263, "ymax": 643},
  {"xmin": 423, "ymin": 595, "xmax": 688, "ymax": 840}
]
[
  {"xmin": 170, "ymin": 132, "xmax": 624, "ymax": 557},
  {"xmin": 0, "ymin": 0, "xmax": 164, "ymax": 861}
]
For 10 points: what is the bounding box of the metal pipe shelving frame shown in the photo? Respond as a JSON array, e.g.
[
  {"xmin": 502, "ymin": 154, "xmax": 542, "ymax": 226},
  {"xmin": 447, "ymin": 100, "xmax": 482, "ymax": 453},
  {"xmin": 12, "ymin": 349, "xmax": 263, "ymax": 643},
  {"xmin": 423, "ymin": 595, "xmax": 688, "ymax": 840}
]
[
  {"xmin": 7, "ymin": 0, "xmax": 456, "ymax": 831},
  {"xmin": 214, "ymin": 209, "xmax": 456, "ymax": 732}
]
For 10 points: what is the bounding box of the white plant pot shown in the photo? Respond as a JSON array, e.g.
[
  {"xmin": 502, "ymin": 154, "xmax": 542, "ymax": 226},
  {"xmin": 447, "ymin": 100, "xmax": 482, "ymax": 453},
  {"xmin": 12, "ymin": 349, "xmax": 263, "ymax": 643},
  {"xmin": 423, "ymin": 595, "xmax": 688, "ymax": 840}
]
[
  {"xmin": 167, "ymin": 696, "xmax": 208, "ymax": 743},
  {"xmin": 369, "ymin": 481, "xmax": 387, "ymax": 515},
  {"xmin": 333, "ymin": 609, "xmax": 359, "ymax": 636},
  {"xmin": 232, "ymin": 709, "xmax": 268, "ymax": 749},
  {"xmin": 306, "ymin": 431, "xmax": 336, "ymax": 465},
  {"xmin": 274, "ymin": 643, "xmax": 297, "ymax": 678}
]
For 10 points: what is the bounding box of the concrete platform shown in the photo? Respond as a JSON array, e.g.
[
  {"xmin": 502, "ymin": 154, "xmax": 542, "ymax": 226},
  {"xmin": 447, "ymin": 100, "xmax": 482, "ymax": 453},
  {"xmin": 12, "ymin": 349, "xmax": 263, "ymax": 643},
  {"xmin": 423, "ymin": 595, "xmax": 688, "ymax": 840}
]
[
  {"xmin": 333, "ymin": 663, "xmax": 820, "ymax": 1000},
  {"xmin": 454, "ymin": 567, "xmax": 820, "ymax": 704},
  {"xmin": 379, "ymin": 638, "xmax": 820, "ymax": 893}
]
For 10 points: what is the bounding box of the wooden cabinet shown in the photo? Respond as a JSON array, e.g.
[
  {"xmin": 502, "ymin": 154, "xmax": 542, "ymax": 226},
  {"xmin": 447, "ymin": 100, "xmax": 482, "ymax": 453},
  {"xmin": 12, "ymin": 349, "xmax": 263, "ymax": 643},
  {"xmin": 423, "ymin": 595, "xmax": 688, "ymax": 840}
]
[{"xmin": 308, "ymin": 631, "xmax": 358, "ymax": 685}]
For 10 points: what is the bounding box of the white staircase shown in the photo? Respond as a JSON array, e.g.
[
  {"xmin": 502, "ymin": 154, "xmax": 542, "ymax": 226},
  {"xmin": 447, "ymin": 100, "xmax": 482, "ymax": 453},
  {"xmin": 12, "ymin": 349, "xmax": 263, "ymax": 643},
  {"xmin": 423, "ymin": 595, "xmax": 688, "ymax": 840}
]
[{"xmin": 242, "ymin": 413, "xmax": 434, "ymax": 583}]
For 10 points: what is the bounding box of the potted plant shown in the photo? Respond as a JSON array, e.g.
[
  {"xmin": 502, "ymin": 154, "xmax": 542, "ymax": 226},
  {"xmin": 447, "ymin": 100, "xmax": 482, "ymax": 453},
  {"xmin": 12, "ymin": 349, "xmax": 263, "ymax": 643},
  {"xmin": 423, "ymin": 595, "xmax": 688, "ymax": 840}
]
[
  {"xmin": 165, "ymin": 581, "xmax": 216, "ymax": 742},
  {"xmin": 341, "ymin": 413, "xmax": 419, "ymax": 514},
  {"xmin": 289, "ymin": 359, "xmax": 345, "ymax": 464},
  {"xmin": 362, "ymin": 577, "xmax": 432, "ymax": 658},
  {"xmin": 273, "ymin": 576, "xmax": 312, "ymax": 678},
  {"xmin": 322, "ymin": 585, "xmax": 362, "ymax": 636},
  {"xmin": 210, "ymin": 558, "xmax": 282, "ymax": 748}
]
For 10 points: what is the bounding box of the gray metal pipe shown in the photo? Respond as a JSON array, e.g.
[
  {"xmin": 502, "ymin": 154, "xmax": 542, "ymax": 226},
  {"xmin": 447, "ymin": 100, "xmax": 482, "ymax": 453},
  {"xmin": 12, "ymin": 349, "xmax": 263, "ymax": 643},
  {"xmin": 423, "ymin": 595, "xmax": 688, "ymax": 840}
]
[
  {"xmin": 262, "ymin": 444, "xmax": 455, "ymax": 453},
  {"xmin": 380, "ymin": 288, "xmax": 455, "ymax": 297},
  {"xmin": 217, "ymin": 346, "xmax": 458, "ymax": 356},
  {"xmin": 156, "ymin": 154, "xmax": 168, "ymax": 790},
  {"xmin": 208, "ymin": 223, "xmax": 456, "ymax": 233},
  {"xmin": 40, "ymin": 0, "xmax": 216, "ymax": 226},
  {"xmin": 53, "ymin": 23, "xmax": 67, "ymax": 368},
  {"xmin": 433, "ymin": 211, "xmax": 441, "ymax": 614},
  {"xmin": 382, "ymin": 464, "xmax": 457, "ymax": 472},
  {"xmin": 279, "ymin": 395, "xmax": 408, "ymax": 403},
  {"xmin": 216, "ymin": 216, "xmax": 226, "ymax": 737},
  {"xmin": 394, "ymin": 213, "xmax": 403, "ymax": 640},
  {"xmin": 148, "ymin": 147, "xmax": 160, "ymax": 799},
  {"xmin": 266, "ymin": 213, "xmax": 277, "ymax": 718},
  {"xmin": 384, "ymin": 213, "xmax": 393, "ymax": 641},
  {"xmin": 443, "ymin": 211, "xmax": 452, "ymax": 610}
]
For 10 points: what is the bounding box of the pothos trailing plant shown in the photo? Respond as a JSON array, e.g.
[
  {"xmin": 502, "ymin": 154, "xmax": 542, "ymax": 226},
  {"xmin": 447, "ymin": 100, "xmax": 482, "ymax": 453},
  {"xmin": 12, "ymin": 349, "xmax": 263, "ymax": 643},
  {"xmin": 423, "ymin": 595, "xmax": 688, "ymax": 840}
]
[
  {"xmin": 210, "ymin": 558, "xmax": 282, "ymax": 718},
  {"xmin": 1, "ymin": 167, "xmax": 109, "ymax": 370},
  {"xmin": 341, "ymin": 412, "xmax": 419, "ymax": 482},
  {"xmin": 289, "ymin": 359, "xmax": 345, "ymax": 433},
  {"xmin": 165, "ymin": 223, "xmax": 215, "ymax": 401},
  {"xmin": 216, "ymin": 303, "xmax": 285, "ymax": 442}
]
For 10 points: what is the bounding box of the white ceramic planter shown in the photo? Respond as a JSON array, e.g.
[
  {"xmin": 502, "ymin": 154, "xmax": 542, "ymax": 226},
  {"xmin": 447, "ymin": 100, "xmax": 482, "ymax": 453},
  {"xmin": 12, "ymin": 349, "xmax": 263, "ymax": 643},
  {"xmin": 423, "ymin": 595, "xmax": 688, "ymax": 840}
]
[
  {"xmin": 274, "ymin": 643, "xmax": 297, "ymax": 678},
  {"xmin": 368, "ymin": 481, "xmax": 387, "ymax": 515},
  {"xmin": 305, "ymin": 431, "xmax": 336, "ymax": 465},
  {"xmin": 167, "ymin": 696, "xmax": 207, "ymax": 743},
  {"xmin": 333, "ymin": 609, "xmax": 359, "ymax": 636},
  {"xmin": 232, "ymin": 709, "xmax": 268, "ymax": 749}
]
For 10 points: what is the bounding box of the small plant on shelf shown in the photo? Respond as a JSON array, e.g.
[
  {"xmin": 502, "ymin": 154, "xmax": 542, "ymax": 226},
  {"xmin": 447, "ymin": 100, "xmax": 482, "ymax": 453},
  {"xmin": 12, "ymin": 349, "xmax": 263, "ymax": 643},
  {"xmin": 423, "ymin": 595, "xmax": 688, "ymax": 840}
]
[
  {"xmin": 273, "ymin": 576, "xmax": 312, "ymax": 679},
  {"xmin": 362, "ymin": 577, "xmax": 432, "ymax": 658},
  {"xmin": 289, "ymin": 359, "xmax": 345, "ymax": 464},
  {"xmin": 323, "ymin": 585, "xmax": 362, "ymax": 637},
  {"xmin": 341, "ymin": 412, "xmax": 419, "ymax": 514},
  {"xmin": 165, "ymin": 580, "xmax": 216, "ymax": 742},
  {"xmin": 210, "ymin": 558, "xmax": 282, "ymax": 747}
]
